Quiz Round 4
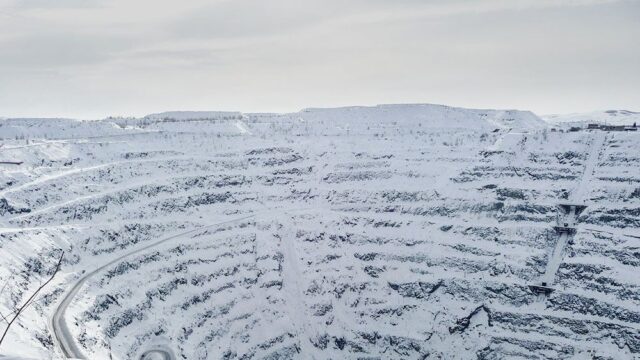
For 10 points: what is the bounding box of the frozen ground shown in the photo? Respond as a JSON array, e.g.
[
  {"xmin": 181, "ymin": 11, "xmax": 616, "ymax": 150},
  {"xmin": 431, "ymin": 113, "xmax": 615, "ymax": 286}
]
[
  {"xmin": 0, "ymin": 104, "xmax": 638, "ymax": 359},
  {"xmin": 543, "ymin": 109, "xmax": 640, "ymax": 127}
]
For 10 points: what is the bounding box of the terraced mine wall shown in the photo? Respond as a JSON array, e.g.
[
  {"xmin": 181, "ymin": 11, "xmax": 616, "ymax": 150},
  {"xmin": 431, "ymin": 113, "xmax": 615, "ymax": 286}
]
[{"xmin": 0, "ymin": 108, "xmax": 638, "ymax": 359}]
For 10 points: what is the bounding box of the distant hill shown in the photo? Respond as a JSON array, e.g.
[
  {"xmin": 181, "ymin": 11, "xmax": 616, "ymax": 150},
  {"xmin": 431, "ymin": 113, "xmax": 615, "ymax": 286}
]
[
  {"xmin": 259, "ymin": 103, "xmax": 547, "ymax": 131},
  {"xmin": 143, "ymin": 111, "xmax": 242, "ymax": 121},
  {"xmin": 543, "ymin": 110, "xmax": 640, "ymax": 127}
]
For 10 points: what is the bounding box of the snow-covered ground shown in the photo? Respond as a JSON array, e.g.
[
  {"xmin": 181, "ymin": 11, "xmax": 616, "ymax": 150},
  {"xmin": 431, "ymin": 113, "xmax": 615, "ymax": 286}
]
[
  {"xmin": 543, "ymin": 110, "xmax": 640, "ymax": 127},
  {"xmin": 0, "ymin": 104, "xmax": 638, "ymax": 359}
]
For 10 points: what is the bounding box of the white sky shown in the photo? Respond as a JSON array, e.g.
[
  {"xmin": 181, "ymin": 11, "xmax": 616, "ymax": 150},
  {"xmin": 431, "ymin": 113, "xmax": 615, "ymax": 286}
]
[{"xmin": 0, "ymin": 0, "xmax": 638, "ymax": 119}]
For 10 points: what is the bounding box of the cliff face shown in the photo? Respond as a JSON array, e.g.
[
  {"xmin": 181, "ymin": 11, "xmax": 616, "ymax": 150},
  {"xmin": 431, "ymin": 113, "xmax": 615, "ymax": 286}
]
[{"xmin": 0, "ymin": 105, "xmax": 637, "ymax": 359}]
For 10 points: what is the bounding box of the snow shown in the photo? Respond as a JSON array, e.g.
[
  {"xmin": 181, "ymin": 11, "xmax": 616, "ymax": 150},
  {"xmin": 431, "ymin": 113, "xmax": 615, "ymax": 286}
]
[
  {"xmin": 296, "ymin": 104, "xmax": 546, "ymax": 130},
  {"xmin": 543, "ymin": 110, "xmax": 640, "ymax": 127},
  {"xmin": 143, "ymin": 111, "xmax": 242, "ymax": 121},
  {"xmin": 0, "ymin": 104, "xmax": 638, "ymax": 359}
]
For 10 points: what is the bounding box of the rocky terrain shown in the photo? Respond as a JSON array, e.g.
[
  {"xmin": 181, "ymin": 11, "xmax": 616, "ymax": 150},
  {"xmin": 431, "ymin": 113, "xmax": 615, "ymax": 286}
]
[{"xmin": 0, "ymin": 104, "xmax": 638, "ymax": 359}]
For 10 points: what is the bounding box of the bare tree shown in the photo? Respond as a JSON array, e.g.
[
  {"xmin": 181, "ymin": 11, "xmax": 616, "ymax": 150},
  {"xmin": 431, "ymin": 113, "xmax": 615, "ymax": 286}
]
[{"xmin": 0, "ymin": 251, "xmax": 64, "ymax": 347}]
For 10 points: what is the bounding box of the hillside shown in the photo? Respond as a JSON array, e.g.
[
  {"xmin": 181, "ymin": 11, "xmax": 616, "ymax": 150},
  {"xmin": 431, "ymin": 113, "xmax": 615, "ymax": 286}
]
[
  {"xmin": 543, "ymin": 110, "xmax": 640, "ymax": 127},
  {"xmin": 0, "ymin": 104, "xmax": 638, "ymax": 359}
]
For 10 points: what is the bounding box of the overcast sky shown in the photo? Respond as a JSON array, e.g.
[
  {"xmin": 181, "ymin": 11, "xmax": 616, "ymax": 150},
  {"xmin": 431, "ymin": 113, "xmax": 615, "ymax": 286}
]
[{"xmin": 0, "ymin": 0, "xmax": 638, "ymax": 119}]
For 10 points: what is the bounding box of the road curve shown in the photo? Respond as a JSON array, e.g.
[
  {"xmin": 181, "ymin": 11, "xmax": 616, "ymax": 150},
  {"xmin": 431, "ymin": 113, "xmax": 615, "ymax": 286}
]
[
  {"xmin": 140, "ymin": 349, "xmax": 175, "ymax": 360},
  {"xmin": 49, "ymin": 214, "xmax": 257, "ymax": 359}
]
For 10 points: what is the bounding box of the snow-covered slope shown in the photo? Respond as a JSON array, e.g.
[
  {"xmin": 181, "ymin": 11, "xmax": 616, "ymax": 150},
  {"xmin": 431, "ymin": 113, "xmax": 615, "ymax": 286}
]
[
  {"xmin": 0, "ymin": 104, "xmax": 637, "ymax": 360},
  {"xmin": 144, "ymin": 111, "xmax": 242, "ymax": 121},
  {"xmin": 0, "ymin": 118, "xmax": 144, "ymax": 140},
  {"xmin": 543, "ymin": 110, "xmax": 640, "ymax": 127},
  {"xmin": 281, "ymin": 104, "xmax": 545, "ymax": 131}
]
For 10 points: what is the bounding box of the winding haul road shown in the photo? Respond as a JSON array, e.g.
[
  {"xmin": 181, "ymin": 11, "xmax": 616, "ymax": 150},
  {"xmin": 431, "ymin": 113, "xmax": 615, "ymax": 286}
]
[
  {"xmin": 139, "ymin": 348, "xmax": 175, "ymax": 360},
  {"xmin": 50, "ymin": 214, "xmax": 257, "ymax": 359}
]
